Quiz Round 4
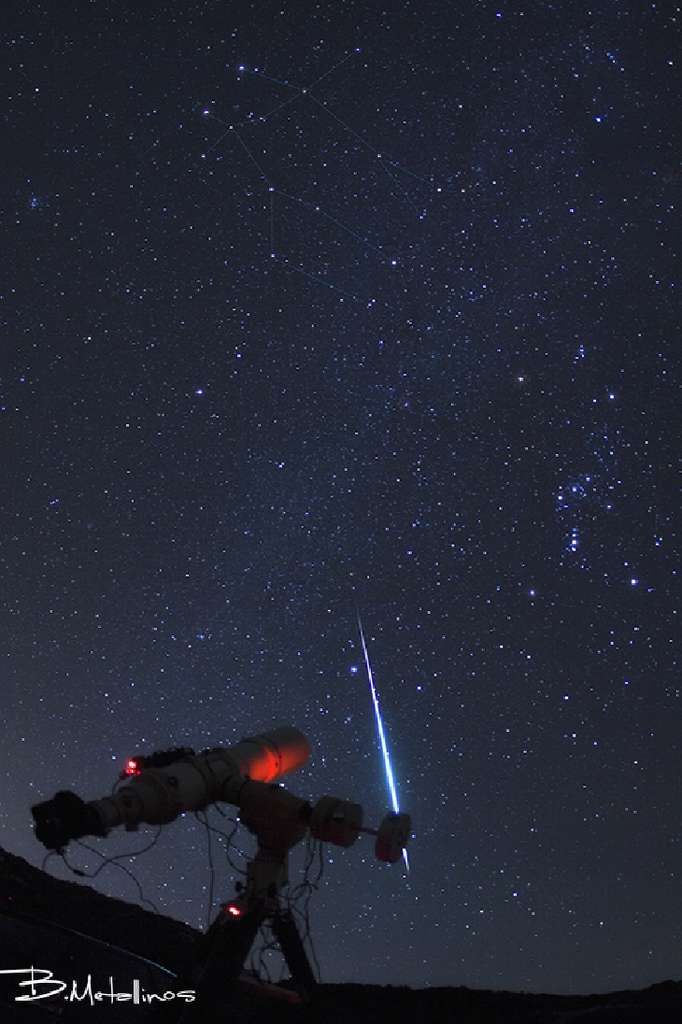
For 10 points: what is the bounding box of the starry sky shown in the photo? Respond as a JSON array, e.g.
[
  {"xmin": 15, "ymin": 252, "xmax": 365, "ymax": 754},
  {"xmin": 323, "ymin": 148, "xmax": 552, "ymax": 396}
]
[{"xmin": 2, "ymin": 0, "xmax": 680, "ymax": 997}]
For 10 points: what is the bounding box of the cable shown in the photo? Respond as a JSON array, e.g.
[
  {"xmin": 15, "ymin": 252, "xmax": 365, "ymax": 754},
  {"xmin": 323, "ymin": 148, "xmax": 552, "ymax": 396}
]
[
  {"xmin": 253, "ymin": 922, "xmax": 277, "ymax": 985},
  {"xmin": 194, "ymin": 811, "xmax": 248, "ymax": 878},
  {"xmin": 41, "ymin": 849, "xmax": 58, "ymax": 872},
  {"xmin": 59, "ymin": 830, "xmax": 163, "ymax": 914},
  {"xmin": 212, "ymin": 801, "xmax": 251, "ymax": 857},
  {"xmin": 301, "ymin": 838, "xmax": 324, "ymax": 979},
  {"xmin": 278, "ymin": 834, "xmax": 324, "ymax": 983},
  {"xmin": 194, "ymin": 810, "xmax": 216, "ymax": 929},
  {"xmin": 65, "ymin": 846, "xmax": 159, "ymax": 915},
  {"xmin": 74, "ymin": 828, "xmax": 163, "ymax": 876}
]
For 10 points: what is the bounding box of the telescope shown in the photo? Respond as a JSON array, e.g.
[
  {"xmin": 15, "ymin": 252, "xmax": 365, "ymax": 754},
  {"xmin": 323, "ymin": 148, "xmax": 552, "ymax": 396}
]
[{"xmin": 31, "ymin": 725, "xmax": 411, "ymax": 1018}]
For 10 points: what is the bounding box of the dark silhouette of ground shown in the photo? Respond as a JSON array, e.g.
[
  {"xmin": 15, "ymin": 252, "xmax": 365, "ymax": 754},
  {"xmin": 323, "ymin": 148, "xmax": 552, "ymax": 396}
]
[{"xmin": 0, "ymin": 847, "xmax": 679, "ymax": 1022}]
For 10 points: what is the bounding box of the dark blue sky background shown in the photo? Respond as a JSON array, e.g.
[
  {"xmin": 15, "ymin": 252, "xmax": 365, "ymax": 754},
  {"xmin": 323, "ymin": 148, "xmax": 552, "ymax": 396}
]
[{"xmin": 2, "ymin": 0, "xmax": 679, "ymax": 995}]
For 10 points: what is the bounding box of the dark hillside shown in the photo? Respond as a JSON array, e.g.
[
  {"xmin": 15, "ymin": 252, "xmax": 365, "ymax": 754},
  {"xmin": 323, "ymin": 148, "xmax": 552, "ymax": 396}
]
[{"xmin": 1, "ymin": 849, "xmax": 679, "ymax": 1023}]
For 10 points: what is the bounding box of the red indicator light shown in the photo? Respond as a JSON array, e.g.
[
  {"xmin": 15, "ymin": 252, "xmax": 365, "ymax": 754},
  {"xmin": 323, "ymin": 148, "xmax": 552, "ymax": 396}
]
[
  {"xmin": 226, "ymin": 904, "xmax": 241, "ymax": 917},
  {"xmin": 125, "ymin": 759, "xmax": 141, "ymax": 776}
]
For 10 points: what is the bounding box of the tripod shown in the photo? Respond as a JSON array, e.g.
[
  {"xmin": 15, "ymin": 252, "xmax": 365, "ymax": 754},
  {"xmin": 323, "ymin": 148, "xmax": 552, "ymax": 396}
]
[{"xmin": 177, "ymin": 844, "xmax": 317, "ymax": 1022}]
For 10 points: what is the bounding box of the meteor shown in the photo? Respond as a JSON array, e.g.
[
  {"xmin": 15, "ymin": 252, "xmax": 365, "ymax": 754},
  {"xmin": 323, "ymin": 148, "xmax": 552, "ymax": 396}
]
[{"xmin": 356, "ymin": 608, "xmax": 410, "ymax": 874}]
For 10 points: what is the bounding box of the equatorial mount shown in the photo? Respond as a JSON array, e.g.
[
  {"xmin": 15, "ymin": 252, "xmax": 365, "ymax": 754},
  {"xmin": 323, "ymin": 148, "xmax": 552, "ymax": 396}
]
[{"xmin": 31, "ymin": 726, "xmax": 412, "ymax": 1018}]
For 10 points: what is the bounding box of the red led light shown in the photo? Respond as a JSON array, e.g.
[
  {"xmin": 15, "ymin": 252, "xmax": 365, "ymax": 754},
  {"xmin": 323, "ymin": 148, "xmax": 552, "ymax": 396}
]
[
  {"xmin": 125, "ymin": 759, "xmax": 141, "ymax": 776},
  {"xmin": 226, "ymin": 904, "xmax": 241, "ymax": 917}
]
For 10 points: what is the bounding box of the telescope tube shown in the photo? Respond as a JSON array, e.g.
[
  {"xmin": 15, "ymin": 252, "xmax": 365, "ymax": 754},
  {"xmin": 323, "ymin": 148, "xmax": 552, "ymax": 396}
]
[{"xmin": 32, "ymin": 725, "xmax": 311, "ymax": 850}]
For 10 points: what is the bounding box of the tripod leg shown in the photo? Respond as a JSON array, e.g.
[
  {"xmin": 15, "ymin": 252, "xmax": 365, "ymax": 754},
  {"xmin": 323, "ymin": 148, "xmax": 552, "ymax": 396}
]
[
  {"xmin": 177, "ymin": 907, "xmax": 263, "ymax": 1023},
  {"xmin": 271, "ymin": 909, "xmax": 318, "ymax": 1000}
]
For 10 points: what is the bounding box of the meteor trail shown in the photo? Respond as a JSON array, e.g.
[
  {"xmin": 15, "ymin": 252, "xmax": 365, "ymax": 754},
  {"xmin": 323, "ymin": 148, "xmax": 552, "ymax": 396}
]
[{"xmin": 356, "ymin": 608, "xmax": 410, "ymax": 874}]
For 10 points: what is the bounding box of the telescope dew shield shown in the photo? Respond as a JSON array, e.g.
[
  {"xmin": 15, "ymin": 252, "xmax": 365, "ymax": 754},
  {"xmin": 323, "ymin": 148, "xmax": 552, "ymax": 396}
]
[{"xmin": 225, "ymin": 726, "xmax": 311, "ymax": 783}]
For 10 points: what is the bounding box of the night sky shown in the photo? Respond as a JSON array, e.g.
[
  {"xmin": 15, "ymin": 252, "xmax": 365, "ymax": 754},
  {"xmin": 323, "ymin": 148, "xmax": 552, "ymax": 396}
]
[{"xmin": 2, "ymin": 0, "xmax": 680, "ymax": 997}]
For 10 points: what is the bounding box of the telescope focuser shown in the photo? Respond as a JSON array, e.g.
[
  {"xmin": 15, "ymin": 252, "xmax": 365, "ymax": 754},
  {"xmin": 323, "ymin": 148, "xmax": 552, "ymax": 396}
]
[{"xmin": 32, "ymin": 790, "xmax": 108, "ymax": 852}]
